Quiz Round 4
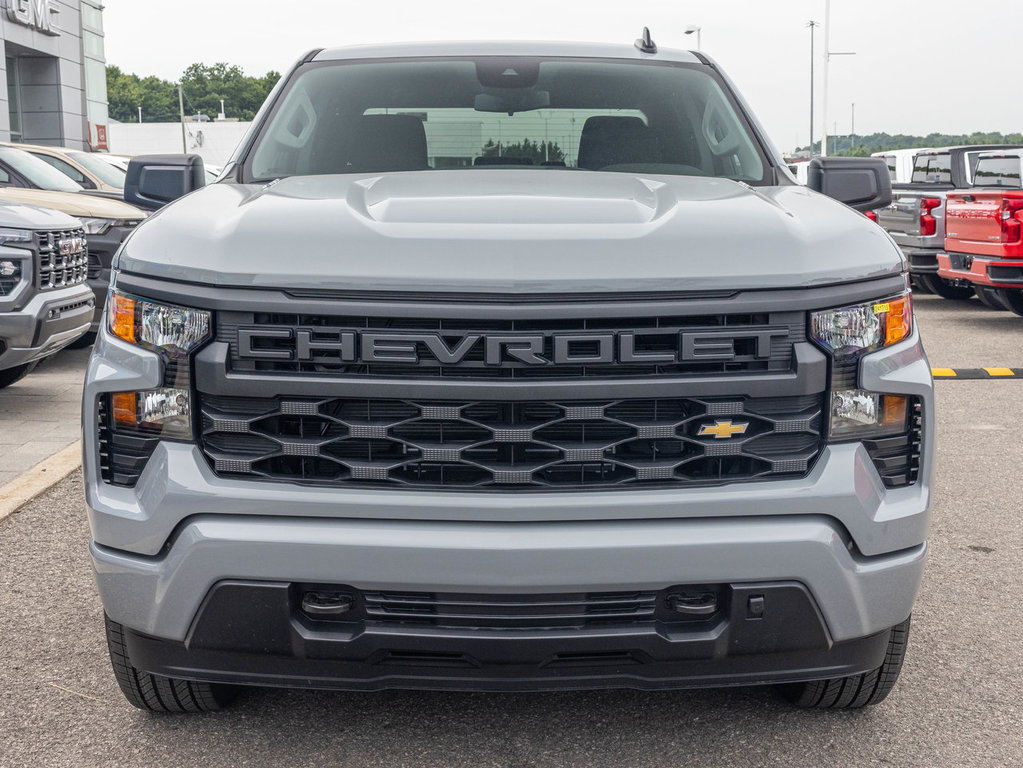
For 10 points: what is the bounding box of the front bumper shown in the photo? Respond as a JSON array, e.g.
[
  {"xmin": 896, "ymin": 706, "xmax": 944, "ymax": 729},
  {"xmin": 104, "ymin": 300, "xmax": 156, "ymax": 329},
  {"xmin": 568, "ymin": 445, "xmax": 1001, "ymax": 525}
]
[
  {"xmin": 0, "ymin": 283, "xmax": 94, "ymax": 370},
  {"xmin": 113, "ymin": 576, "xmax": 900, "ymax": 692},
  {"xmin": 84, "ymin": 317, "xmax": 933, "ymax": 690},
  {"xmin": 938, "ymin": 252, "xmax": 1023, "ymax": 289}
]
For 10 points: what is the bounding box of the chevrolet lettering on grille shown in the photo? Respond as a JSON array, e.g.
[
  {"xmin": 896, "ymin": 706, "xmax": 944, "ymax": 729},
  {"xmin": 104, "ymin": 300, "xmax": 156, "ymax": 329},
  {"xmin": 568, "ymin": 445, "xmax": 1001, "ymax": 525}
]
[{"xmin": 237, "ymin": 327, "xmax": 791, "ymax": 367}]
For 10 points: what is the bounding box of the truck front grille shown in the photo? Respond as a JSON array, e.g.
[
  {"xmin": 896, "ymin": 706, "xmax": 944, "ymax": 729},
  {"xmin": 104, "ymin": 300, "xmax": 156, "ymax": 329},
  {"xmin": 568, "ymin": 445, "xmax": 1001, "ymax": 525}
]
[
  {"xmin": 35, "ymin": 228, "xmax": 88, "ymax": 292},
  {"xmin": 218, "ymin": 310, "xmax": 805, "ymax": 380},
  {"xmin": 198, "ymin": 393, "xmax": 824, "ymax": 489}
]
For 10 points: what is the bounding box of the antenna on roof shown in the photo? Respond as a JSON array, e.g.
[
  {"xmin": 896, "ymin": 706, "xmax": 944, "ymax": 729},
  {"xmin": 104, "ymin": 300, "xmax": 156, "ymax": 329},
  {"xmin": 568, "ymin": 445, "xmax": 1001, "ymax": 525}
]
[{"xmin": 634, "ymin": 27, "xmax": 657, "ymax": 54}]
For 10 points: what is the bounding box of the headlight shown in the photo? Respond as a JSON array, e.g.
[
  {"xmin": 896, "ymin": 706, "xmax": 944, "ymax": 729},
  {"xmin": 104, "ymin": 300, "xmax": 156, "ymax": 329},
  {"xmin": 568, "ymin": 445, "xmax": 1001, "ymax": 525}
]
[
  {"xmin": 108, "ymin": 291, "xmax": 211, "ymax": 358},
  {"xmin": 810, "ymin": 288, "xmax": 916, "ymax": 443},
  {"xmin": 81, "ymin": 218, "xmax": 130, "ymax": 236},
  {"xmin": 110, "ymin": 388, "xmax": 193, "ymax": 440},
  {"xmin": 0, "ymin": 227, "xmax": 32, "ymax": 245},
  {"xmin": 829, "ymin": 390, "xmax": 909, "ymax": 441},
  {"xmin": 105, "ymin": 291, "xmax": 210, "ymax": 444},
  {"xmin": 810, "ymin": 290, "xmax": 912, "ymax": 359}
]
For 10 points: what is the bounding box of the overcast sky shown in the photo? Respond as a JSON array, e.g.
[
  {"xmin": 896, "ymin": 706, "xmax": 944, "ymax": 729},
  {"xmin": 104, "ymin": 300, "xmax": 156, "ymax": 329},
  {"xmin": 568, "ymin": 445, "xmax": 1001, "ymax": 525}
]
[{"xmin": 103, "ymin": 1, "xmax": 1022, "ymax": 152}]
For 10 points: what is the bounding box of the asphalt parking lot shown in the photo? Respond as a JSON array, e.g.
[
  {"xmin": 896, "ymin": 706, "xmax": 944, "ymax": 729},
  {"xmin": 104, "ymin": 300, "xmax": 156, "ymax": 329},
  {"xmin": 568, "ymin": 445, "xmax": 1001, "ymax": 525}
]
[{"xmin": 1, "ymin": 293, "xmax": 1021, "ymax": 768}]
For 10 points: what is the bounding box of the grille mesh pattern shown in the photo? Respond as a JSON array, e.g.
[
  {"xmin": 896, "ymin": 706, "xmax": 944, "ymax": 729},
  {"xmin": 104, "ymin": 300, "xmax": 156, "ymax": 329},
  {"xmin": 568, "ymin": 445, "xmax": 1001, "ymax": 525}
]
[
  {"xmin": 199, "ymin": 393, "xmax": 824, "ymax": 489},
  {"xmin": 35, "ymin": 229, "xmax": 88, "ymax": 292},
  {"xmin": 361, "ymin": 590, "xmax": 660, "ymax": 629}
]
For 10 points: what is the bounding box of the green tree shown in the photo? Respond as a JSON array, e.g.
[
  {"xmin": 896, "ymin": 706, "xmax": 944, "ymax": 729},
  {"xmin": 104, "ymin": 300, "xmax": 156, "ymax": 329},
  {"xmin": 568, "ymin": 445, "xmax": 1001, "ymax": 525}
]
[
  {"xmin": 106, "ymin": 63, "xmax": 281, "ymax": 123},
  {"xmin": 799, "ymin": 131, "xmax": 1023, "ymax": 157},
  {"xmin": 480, "ymin": 138, "xmax": 565, "ymax": 163},
  {"xmin": 106, "ymin": 65, "xmax": 179, "ymax": 122},
  {"xmin": 181, "ymin": 63, "xmax": 280, "ymax": 121}
]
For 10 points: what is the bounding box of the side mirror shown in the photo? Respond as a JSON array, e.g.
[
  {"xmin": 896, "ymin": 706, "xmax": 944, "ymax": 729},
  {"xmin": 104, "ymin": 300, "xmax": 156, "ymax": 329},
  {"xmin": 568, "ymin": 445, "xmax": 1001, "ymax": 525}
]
[
  {"xmin": 807, "ymin": 156, "xmax": 892, "ymax": 212},
  {"xmin": 124, "ymin": 154, "xmax": 205, "ymax": 211}
]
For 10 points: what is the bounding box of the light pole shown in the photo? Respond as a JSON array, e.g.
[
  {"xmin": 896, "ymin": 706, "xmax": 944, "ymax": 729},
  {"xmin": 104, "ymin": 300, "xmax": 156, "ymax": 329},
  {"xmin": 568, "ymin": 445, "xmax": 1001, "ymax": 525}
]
[
  {"xmin": 850, "ymin": 102, "xmax": 855, "ymax": 153},
  {"xmin": 807, "ymin": 20, "xmax": 818, "ymax": 155},
  {"xmin": 684, "ymin": 25, "xmax": 701, "ymax": 50},
  {"xmin": 820, "ymin": 0, "xmax": 855, "ymax": 157}
]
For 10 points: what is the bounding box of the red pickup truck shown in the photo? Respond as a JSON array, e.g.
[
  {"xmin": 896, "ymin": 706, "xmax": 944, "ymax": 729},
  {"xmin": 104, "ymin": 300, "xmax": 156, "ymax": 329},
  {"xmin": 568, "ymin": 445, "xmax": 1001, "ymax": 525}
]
[{"xmin": 938, "ymin": 151, "xmax": 1023, "ymax": 315}]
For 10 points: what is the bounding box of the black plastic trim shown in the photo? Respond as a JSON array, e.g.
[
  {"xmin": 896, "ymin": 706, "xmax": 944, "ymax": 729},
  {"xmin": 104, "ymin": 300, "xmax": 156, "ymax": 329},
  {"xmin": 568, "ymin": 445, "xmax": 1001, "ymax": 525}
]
[
  {"xmin": 905, "ymin": 249, "xmax": 941, "ymax": 274},
  {"xmin": 114, "ymin": 272, "xmax": 908, "ymax": 318},
  {"xmin": 121, "ymin": 579, "xmax": 892, "ymax": 692},
  {"xmin": 194, "ymin": 341, "xmax": 825, "ymax": 400}
]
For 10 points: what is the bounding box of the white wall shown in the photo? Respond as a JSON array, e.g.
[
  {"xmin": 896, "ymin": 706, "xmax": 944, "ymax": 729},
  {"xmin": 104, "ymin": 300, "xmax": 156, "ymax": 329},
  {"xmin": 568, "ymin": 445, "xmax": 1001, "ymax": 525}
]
[{"xmin": 107, "ymin": 121, "xmax": 252, "ymax": 166}]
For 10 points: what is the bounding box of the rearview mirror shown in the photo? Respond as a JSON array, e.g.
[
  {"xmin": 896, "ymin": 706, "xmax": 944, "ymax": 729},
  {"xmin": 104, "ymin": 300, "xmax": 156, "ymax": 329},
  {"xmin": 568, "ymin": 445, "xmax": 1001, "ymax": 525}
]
[
  {"xmin": 124, "ymin": 154, "xmax": 205, "ymax": 211},
  {"xmin": 474, "ymin": 89, "xmax": 550, "ymax": 114},
  {"xmin": 807, "ymin": 157, "xmax": 892, "ymax": 212}
]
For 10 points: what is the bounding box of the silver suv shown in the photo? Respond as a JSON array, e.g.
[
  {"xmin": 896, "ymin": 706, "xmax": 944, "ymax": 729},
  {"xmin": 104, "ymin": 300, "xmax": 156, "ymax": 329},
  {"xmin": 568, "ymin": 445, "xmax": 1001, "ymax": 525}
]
[
  {"xmin": 0, "ymin": 202, "xmax": 93, "ymax": 388},
  {"xmin": 84, "ymin": 38, "xmax": 932, "ymax": 712}
]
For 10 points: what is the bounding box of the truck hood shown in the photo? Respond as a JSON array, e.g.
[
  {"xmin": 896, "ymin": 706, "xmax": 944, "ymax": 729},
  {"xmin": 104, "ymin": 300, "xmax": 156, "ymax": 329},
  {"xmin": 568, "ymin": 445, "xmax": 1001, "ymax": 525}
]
[
  {"xmin": 0, "ymin": 200, "xmax": 84, "ymax": 230},
  {"xmin": 118, "ymin": 171, "xmax": 903, "ymax": 294},
  {"xmin": 0, "ymin": 188, "xmax": 145, "ymax": 219}
]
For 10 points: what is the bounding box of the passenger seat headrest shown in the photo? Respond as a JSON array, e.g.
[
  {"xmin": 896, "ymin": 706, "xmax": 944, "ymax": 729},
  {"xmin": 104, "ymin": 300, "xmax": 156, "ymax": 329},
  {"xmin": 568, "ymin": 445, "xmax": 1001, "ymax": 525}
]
[
  {"xmin": 338, "ymin": 114, "xmax": 429, "ymax": 173},
  {"xmin": 577, "ymin": 115, "xmax": 662, "ymax": 170}
]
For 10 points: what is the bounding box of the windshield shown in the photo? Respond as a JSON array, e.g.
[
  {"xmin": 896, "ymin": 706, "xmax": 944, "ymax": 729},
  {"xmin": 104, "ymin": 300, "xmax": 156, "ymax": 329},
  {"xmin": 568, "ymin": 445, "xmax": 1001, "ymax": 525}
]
[
  {"xmin": 0, "ymin": 146, "xmax": 83, "ymax": 192},
  {"xmin": 68, "ymin": 151, "xmax": 127, "ymax": 188},
  {"xmin": 248, "ymin": 58, "xmax": 768, "ymax": 183}
]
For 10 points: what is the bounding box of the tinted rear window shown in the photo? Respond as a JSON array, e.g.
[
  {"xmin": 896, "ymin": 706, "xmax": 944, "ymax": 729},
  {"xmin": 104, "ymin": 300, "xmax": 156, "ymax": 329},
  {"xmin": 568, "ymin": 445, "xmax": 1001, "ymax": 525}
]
[
  {"xmin": 972, "ymin": 157, "xmax": 1022, "ymax": 188},
  {"xmin": 911, "ymin": 153, "xmax": 951, "ymax": 184},
  {"xmin": 881, "ymin": 155, "xmax": 897, "ymax": 182},
  {"xmin": 248, "ymin": 58, "xmax": 769, "ymax": 184}
]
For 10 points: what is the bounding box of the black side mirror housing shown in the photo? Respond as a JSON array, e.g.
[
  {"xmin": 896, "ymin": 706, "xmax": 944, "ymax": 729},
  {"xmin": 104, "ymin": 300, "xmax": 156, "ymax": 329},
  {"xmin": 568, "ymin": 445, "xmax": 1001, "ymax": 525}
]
[
  {"xmin": 124, "ymin": 154, "xmax": 205, "ymax": 211},
  {"xmin": 807, "ymin": 156, "xmax": 892, "ymax": 212}
]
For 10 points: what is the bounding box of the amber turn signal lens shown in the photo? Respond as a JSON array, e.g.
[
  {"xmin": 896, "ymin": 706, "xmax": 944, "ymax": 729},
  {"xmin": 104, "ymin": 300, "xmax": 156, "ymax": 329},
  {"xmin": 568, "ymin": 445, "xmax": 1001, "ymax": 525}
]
[
  {"xmin": 879, "ymin": 293, "xmax": 912, "ymax": 347},
  {"xmin": 109, "ymin": 292, "xmax": 136, "ymax": 344},
  {"xmin": 111, "ymin": 392, "xmax": 137, "ymax": 427},
  {"xmin": 880, "ymin": 395, "xmax": 908, "ymax": 430}
]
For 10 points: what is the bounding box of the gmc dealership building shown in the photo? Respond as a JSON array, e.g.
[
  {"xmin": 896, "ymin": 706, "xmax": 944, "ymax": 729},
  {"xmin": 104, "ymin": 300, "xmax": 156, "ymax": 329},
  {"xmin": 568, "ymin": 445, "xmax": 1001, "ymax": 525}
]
[{"xmin": 0, "ymin": 0, "xmax": 107, "ymax": 150}]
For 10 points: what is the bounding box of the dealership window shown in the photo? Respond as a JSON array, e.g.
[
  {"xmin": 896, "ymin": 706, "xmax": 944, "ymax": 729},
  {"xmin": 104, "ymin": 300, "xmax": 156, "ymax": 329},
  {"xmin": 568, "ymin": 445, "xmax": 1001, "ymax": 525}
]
[
  {"xmin": 84, "ymin": 31, "xmax": 104, "ymax": 60},
  {"xmin": 5, "ymin": 57, "xmax": 21, "ymax": 142},
  {"xmin": 82, "ymin": 3, "xmax": 103, "ymax": 31}
]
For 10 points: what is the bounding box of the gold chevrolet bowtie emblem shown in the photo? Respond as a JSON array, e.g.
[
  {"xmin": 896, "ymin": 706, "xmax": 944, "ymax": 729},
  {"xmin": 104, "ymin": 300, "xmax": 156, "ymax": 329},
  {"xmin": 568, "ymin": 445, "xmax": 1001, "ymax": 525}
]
[{"xmin": 698, "ymin": 420, "xmax": 749, "ymax": 439}]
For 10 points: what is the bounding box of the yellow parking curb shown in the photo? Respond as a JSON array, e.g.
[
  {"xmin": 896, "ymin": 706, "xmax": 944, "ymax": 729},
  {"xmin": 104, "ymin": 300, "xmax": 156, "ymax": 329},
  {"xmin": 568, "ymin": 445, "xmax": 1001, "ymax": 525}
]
[
  {"xmin": 0, "ymin": 440, "xmax": 82, "ymax": 525},
  {"xmin": 932, "ymin": 367, "xmax": 1023, "ymax": 379}
]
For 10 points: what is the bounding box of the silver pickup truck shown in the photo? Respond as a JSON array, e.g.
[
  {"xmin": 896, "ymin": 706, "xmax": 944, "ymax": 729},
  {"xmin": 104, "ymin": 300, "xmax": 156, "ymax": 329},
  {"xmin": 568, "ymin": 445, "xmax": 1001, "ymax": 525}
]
[
  {"xmin": 0, "ymin": 202, "xmax": 93, "ymax": 388},
  {"xmin": 876, "ymin": 144, "xmax": 1023, "ymax": 305},
  {"xmin": 83, "ymin": 38, "xmax": 933, "ymax": 713}
]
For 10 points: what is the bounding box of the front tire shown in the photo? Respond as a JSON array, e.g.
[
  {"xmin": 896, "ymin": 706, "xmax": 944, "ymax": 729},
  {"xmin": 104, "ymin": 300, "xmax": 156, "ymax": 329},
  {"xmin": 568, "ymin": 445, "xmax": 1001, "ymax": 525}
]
[
  {"xmin": 105, "ymin": 615, "xmax": 238, "ymax": 712},
  {"xmin": 919, "ymin": 274, "xmax": 974, "ymax": 300},
  {"xmin": 0, "ymin": 362, "xmax": 37, "ymax": 389},
  {"xmin": 779, "ymin": 616, "xmax": 911, "ymax": 709},
  {"xmin": 997, "ymin": 289, "xmax": 1023, "ymax": 317}
]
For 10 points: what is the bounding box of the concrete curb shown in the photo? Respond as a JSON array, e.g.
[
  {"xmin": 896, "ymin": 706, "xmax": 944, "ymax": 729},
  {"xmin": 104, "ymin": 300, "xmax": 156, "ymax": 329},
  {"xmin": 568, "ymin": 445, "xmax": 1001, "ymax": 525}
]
[{"xmin": 0, "ymin": 440, "xmax": 82, "ymax": 525}]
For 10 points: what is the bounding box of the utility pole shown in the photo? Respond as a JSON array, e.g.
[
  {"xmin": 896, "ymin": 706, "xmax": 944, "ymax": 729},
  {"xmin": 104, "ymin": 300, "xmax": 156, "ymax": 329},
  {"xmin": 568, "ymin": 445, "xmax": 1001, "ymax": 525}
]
[
  {"xmin": 807, "ymin": 20, "xmax": 818, "ymax": 155},
  {"xmin": 851, "ymin": 102, "xmax": 855, "ymax": 153},
  {"xmin": 137, "ymin": 105, "xmax": 142, "ymax": 124},
  {"xmin": 178, "ymin": 85, "xmax": 187, "ymax": 152},
  {"xmin": 178, "ymin": 85, "xmax": 188, "ymax": 153},
  {"xmin": 820, "ymin": 0, "xmax": 856, "ymax": 158}
]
